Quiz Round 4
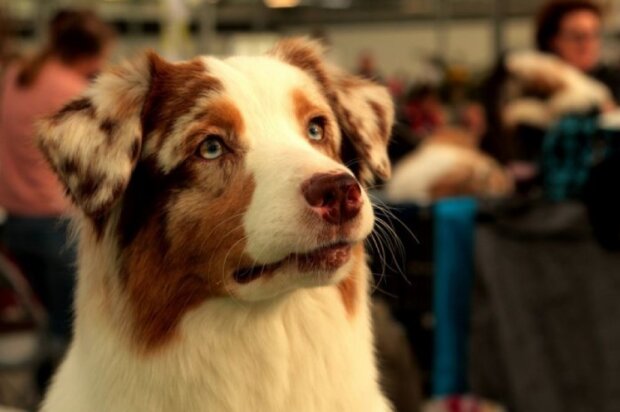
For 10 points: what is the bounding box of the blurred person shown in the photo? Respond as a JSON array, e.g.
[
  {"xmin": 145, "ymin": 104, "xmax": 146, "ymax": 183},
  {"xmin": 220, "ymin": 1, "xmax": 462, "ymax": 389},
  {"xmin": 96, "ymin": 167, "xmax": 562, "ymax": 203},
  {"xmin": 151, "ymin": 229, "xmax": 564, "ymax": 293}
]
[
  {"xmin": 479, "ymin": 50, "xmax": 614, "ymax": 192},
  {"xmin": 0, "ymin": 9, "xmax": 114, "ymax": 365},
  {"xmin": 535, "ymin": 1, "xmax": 620, "ymax": 243},
  {"xmin": 536, "ymin": 0, "xmax": 620, "ymax": 101},
  {"xmin": 478, "ymin": 1, "xmax": 618, "ymax": 190}
]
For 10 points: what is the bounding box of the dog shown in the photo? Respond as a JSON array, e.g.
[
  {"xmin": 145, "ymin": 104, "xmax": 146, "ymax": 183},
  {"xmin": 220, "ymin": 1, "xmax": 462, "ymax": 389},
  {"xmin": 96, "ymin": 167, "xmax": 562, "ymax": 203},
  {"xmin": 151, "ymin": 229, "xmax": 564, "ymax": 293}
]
[
  {"xmin": 37, "ymin": 38, "xmax": 395, "ymax": 412},
  {"xmin": 385, "ymin": 127, "xmax": 513, "ymax": 204},
  {"xmin": 501, "ymin": 50, "xmax": 612, "ymax": 129}
]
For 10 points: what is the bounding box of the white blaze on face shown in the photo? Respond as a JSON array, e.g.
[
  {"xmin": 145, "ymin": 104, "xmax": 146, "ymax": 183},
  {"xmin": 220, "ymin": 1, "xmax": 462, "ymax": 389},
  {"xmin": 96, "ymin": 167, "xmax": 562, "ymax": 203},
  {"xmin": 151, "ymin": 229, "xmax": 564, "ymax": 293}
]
[{"xmin": 204, "ymin": 56, "xmax": 374, "ymax": 268}]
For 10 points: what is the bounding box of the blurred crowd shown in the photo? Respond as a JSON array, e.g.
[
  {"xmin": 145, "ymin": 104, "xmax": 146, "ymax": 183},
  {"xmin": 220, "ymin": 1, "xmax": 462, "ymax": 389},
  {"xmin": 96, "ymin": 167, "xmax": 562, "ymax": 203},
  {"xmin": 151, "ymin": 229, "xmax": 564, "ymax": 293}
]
[
  {"xmin": 370, "ymin": 0, "xmax": 620, "ymax": 251},
  {"xmin": 376, "ymin": 0, "xmax": 618, "ymax": 203}
]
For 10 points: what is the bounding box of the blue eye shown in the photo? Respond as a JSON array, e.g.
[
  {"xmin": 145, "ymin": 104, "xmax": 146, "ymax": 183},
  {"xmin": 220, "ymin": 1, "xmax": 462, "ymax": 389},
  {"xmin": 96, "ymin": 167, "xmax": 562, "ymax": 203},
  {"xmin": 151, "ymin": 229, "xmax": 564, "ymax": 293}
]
[
  {"xmin": 197, "ymin": 136, "xmax": 225, "ymax": 160},
  {"xmin": 307, "ymin": 118, "xmax": 325, "ymax": 141}
]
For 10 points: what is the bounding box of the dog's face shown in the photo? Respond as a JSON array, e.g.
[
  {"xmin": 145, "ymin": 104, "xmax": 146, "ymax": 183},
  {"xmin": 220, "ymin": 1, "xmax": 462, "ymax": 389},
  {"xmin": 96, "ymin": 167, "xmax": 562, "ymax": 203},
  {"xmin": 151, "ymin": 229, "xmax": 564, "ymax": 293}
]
[{"xmin": 39, "ymin": 38, "xmax": 393, "ymax": 348}]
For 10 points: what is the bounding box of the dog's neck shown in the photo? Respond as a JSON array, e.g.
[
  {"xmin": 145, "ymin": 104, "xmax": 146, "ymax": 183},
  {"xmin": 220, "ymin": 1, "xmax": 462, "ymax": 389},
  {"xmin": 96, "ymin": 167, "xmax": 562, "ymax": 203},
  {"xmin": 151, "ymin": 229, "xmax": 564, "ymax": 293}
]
[{"xmin": 60, "ymin": 223, "xmax": 381, "ymax": 411}]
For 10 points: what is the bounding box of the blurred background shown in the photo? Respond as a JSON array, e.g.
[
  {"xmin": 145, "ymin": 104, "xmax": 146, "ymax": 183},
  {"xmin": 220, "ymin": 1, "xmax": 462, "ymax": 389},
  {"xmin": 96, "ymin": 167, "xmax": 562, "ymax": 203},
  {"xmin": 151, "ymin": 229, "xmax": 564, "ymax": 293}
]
[
  {"xmin": 4, "ymin": 0, "xmax": 620, "ymax": 75},
  {"xmin": 1, "ymin": 1, "xmax": 620, "ymax": 412}
]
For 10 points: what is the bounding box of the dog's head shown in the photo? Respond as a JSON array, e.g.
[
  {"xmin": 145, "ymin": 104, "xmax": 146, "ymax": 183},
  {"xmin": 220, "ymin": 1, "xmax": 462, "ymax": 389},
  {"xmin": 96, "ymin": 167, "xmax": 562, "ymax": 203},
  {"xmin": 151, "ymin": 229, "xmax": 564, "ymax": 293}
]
[{"xmin": 39, "ymin": 38, "xmax": 393, "ymax": 348}]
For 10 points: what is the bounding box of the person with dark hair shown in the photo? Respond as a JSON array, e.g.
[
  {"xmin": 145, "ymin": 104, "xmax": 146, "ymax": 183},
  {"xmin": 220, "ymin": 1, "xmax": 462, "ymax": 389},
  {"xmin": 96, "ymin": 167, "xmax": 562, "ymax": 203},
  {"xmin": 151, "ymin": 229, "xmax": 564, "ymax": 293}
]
[
  {"xmin": 479, "ymin": 1, "xmax": 619, "ymax": 185},
  {"xmin": 16, "ymin": 9, "xmax": 114, "ymax": 87},
  {"xmin": 0, "ymin": 9, "xmax": 114, "ymax": 369},
  {"xmin": 535, "ymin": 0, "xmax": 620, "ymax": 101},
  {"xmin": 533, "ymin": 1, "xmax": 620, "ymax": 246}
]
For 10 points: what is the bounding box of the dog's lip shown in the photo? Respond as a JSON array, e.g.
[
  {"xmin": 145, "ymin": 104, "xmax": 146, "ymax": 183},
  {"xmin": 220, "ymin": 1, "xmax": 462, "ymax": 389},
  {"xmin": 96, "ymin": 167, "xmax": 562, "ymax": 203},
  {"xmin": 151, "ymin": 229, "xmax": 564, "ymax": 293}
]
[{"xmin": 233, "ymin": 241, "xmax": 354, "ymax": 284}]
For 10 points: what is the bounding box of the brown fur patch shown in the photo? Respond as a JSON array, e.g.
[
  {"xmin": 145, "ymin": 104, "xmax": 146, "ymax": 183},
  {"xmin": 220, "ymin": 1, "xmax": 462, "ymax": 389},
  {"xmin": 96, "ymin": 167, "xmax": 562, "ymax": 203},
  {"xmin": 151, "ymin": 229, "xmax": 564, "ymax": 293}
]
[
  {"xmin": 293, "ymin": 88, "xmax": 321, "ymax": 127},
  {"xmin": 291, "ymin": 88, "xmax": 338, "ymax": 160},
  {"xmin": 337, "ymin": 243, "xmax": 365, "ymax": 318},
  {"xmin": 129, "ymin": 138, "xmax": 141, "ymax": 163},
  {"xmin": 77, "ymin": 173, "xmax": 103, "ymax": 200},
  {"xmin": 192, "ymin": 98, "xmax": 245, "ymax": 134},
  {"xmin": 271, "ymin": 39, "xmax": 332, "ymax": 94},
  {"xmin": 337, "ymin": 103, "xmax": 369, "ymax": 163},
  {"xmin": 100, "ymin": 118, "xmax": 118, "ymax": 140},
  {"xmin": 141, "ymin": 55, "xmax": 223, "ymax": 150},
  {"xmin": 183, "ymin": 98, "xmax": 246, "ymax": 156},
  {"xmin": 51, "ymin": 97, "xmax": 94, "ymax": 123},
  {"xmin": 59, "ymin": 157, "xmax": 79, "ymax": 176},
  {"xmin": 118, "ymin": 155, "xmax": 255, "ymax": 351}
]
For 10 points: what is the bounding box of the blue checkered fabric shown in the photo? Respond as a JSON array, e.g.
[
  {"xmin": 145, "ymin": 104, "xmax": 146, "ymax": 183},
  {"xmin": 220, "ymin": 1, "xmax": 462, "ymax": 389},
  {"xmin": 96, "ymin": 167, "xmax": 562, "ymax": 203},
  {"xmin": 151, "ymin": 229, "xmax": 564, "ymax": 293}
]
[{"xmin": 542, "ymin": 114, "xmax": 618, "ymax": 201}]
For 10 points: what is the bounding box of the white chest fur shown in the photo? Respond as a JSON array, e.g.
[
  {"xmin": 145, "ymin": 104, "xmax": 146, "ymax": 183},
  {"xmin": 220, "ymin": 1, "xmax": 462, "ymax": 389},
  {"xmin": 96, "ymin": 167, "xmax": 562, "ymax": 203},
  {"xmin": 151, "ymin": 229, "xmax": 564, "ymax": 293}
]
[{"xmin": 41, "ymin": 273, "xmax": 391, "ymax": 412}]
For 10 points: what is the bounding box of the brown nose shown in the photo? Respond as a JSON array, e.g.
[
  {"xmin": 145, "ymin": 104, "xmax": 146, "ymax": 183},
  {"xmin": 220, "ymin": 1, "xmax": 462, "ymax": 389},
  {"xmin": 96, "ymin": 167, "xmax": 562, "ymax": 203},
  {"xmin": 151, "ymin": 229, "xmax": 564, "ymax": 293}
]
[{"xmin": 302, "ymin": 173, "xmax": 363, "ymax": 225}]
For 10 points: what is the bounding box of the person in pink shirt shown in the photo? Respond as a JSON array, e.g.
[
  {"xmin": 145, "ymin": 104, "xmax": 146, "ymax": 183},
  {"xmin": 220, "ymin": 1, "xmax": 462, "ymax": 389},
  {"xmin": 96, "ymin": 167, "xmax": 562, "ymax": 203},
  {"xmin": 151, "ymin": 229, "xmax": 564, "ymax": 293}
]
[{"xmin": 0, "ymin": 9, "xmax": 114, "ymax": 359}]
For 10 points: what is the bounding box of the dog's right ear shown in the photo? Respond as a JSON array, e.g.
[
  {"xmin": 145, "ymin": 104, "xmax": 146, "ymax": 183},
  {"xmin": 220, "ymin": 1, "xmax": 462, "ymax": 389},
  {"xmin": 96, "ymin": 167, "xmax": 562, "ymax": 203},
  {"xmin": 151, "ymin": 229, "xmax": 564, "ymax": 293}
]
[{"xmin": 38, "ymin": 52, "xmax": 156, "ymax": 220}]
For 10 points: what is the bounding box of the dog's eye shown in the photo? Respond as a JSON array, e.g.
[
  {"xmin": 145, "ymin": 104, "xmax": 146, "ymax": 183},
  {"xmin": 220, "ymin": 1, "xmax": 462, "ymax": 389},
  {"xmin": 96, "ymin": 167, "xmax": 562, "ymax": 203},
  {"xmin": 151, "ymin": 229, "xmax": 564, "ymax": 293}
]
[
  {"xmin": 307, "ymin": 118, "xmax": 325, "ymax": 141},
  {"xmin": 197, "ymin": 136, "xmax": 226, "ymax": 160}
]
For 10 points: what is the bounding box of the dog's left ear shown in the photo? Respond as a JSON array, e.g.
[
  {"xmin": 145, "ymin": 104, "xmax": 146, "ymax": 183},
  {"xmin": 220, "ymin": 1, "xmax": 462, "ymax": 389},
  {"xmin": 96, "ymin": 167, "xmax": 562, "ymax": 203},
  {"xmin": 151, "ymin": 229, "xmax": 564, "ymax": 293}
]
[{"xmin": 271, "ymin": 38, "xmax": 394, "ymax": 185}]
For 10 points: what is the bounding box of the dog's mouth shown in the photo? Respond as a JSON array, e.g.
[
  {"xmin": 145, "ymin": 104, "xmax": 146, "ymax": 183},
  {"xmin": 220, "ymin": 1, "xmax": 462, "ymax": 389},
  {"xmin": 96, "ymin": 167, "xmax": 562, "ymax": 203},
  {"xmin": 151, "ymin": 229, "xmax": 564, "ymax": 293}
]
[{"xmin": 233, "ymin": 241, "xmax": 353, "ymax": 284}]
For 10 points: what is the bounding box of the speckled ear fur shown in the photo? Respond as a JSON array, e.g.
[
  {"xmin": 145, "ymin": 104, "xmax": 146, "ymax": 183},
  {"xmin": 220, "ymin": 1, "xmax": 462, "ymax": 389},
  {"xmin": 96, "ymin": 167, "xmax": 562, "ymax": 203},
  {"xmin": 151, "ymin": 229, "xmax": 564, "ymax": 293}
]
[
  {"xmin": 270, "ymin": 38, "xmax": 394, "ymax": 185},
  {"xmin": 38, "ymin": 53, "xmax": 153, "ymax": 223}
]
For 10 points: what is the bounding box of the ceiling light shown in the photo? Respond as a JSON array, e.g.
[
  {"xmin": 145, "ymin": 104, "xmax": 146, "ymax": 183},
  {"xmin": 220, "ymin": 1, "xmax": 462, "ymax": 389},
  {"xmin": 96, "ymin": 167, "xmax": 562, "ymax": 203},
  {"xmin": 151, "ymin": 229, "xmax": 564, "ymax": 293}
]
[{"xmin": 264, "ymin": 0, "xmax": 300, "ymax": 8}]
